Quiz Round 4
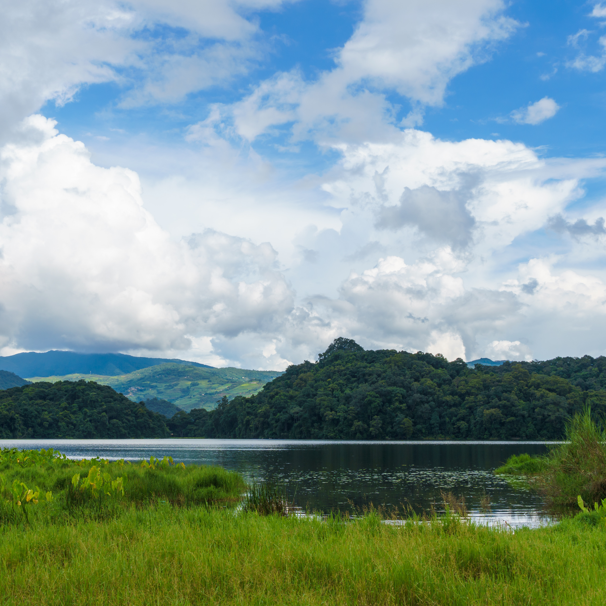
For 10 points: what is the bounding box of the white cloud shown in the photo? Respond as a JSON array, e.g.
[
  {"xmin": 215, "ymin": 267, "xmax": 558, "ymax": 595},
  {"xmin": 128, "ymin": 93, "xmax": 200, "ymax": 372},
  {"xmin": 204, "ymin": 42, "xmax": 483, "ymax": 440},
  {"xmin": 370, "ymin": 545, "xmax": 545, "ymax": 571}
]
[
  {"xmin": 511, "ymin": 97, "xmax": 560, "ymax": 125},
  {"xmin": 202, "ymin": 0, "xmax": 520, "ymax": 145},
  {"xmin": 485, "ymin": 340, "xmax": 532, "ymax": 361},
  {"xmin": 0, "ymin": 117, "xmax": 296, "ymax": 363},
  {"xmin": 591, "ymin": 3, "xmax": 606, "ymax": 18},
  {"xmin": 0, "ymin": 0, "xmax": 298, "ymax": 142},
  {"xmin": 335, "ymin": 0, "xmax": 518, "ymax": 106}
]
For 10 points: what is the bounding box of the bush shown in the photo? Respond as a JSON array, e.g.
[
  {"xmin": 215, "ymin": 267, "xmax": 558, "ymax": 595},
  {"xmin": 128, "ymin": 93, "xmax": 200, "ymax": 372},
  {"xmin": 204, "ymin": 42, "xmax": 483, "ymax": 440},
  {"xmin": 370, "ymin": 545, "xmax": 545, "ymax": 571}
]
[{"xmin": 538, "ymin": 409, "xmax": 606, "ymax": 508}]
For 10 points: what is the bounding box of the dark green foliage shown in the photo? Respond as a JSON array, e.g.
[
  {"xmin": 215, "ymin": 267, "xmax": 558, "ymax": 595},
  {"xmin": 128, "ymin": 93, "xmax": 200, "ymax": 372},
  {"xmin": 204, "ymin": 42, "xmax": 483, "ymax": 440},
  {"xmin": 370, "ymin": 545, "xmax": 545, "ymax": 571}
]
[
  {"xmin": 168, "ymin": 341, "xmax": 600, "ymax": 440},
  {"xmin": 484, "ymin": 355, "xmax": 606, "ymax": 391},
  {"xmin": 0, "ymin": 371, "xmax": 29, "ymax": 390},
  {"xmin": 494, "ymin": 453, "xmax": 549, "ymax": 475},
  {"xmin": 317, "ymin": 337, "xmax": 364, "ymax": 364},
  {"xmin": 496, "ymin": 410, "xmax": 606, "ymax": 510},
  {"xmin": 142, "ymin": 397, "xmax": 183, "ymax": 418},
  {"xmin": 0, "ymin": 381, "xmax": 169, "ymax": 438},
  {"xmin": 0, "ymin": 350, "xmax": 211, "ymax": 378}
]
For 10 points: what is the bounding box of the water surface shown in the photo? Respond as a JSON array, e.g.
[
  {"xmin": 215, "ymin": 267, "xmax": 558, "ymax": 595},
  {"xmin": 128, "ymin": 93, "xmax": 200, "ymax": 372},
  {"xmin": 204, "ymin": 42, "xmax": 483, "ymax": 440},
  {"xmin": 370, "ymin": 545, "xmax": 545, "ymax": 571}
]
[{"xmin": 0, "ymin": 439, "xmax": 551, "ymax": 527}]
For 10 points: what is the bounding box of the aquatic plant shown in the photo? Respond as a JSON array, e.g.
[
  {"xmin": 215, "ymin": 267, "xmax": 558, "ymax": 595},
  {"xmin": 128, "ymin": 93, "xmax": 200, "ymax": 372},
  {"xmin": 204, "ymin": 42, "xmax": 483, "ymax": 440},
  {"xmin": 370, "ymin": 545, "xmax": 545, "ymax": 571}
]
[{"xmin": 243, "ymin": 482, "xmax": 291, "ymax": 516}]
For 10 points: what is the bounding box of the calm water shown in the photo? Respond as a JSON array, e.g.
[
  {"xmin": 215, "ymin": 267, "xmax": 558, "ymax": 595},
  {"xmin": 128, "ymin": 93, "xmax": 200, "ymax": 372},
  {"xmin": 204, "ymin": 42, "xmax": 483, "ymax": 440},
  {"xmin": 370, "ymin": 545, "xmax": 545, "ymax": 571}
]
[{"xmin": 0, "ymin": 439, "xmax": 552, "ymax": 527}]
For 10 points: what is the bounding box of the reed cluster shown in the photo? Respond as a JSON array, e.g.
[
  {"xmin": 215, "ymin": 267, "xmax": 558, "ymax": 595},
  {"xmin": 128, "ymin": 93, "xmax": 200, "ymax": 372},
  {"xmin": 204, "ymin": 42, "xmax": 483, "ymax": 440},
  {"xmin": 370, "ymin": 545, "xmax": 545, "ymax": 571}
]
[{"xmin": 496, "ymin": 408, "xmax": 606, "ymax": 510}]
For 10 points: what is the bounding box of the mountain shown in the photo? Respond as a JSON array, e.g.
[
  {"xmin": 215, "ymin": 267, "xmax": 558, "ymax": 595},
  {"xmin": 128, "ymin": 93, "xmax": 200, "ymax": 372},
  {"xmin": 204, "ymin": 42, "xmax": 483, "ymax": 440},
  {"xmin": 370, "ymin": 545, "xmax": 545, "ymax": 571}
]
[
  {"xmin": 27, "ymin": 362, "xmax": 283, "ymax": 411},
  {"xmin": 142, "ymin": 397, "xmax": 183, "ymax": 418},
  {"xmin": 0, "ymin": 381, "xmax": 168, "ymax": 439},
  {"xmin": 0, "ymin": 351, "xmax": 212, "ymax": 378},
  {"xmin": 0, "ymin": 370, "xmax": 30, "ymax": 390},
  {"xmin": 466, "ymin": 358, "xmax": 506, "ymax": 368}
]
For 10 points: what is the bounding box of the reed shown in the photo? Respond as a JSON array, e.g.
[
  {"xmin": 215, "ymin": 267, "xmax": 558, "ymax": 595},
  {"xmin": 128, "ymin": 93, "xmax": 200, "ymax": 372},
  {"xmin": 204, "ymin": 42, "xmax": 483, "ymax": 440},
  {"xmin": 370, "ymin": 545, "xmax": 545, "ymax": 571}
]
[{"xmin": 496, "ymin": 409, "xmax": 606, "ymax": 510}]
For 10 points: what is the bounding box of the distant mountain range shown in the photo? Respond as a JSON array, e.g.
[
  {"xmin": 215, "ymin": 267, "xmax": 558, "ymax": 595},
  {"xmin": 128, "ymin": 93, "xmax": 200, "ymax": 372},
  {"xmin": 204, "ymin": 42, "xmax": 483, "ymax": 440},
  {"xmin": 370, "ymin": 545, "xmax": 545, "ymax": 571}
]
[
  {"xmin": 0, "ymin": 351, "xmax": 211, "ymax": 378},
  {"xmin": 28, "ymin": 363, "xmax": 282, "ymax": 411},
  {"xmin": 466, "ymin": 358, "xmax": 506, "ymax": 368}
]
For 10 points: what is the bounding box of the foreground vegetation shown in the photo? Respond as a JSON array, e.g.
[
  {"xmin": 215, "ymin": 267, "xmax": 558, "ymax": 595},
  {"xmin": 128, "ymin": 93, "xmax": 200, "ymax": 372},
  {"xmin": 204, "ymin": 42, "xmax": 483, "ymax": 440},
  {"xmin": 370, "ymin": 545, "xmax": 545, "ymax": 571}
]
[
  {"xmin": 1, "ymin": 495, "xmax": 606, "ymax": 604},
  {"xmin": 496, "ymin": 409, "xmax": 606, "ymax": 514},
  {"xmin": 0, "ymin": 448, "xmax": 245, "ymax": 525},
  {"xmin": 2, "ymin": 444, "xmax": 606, "ymax": 604},
  {"xmin": 2, "ymin": 411, "xmax": 606, "ymax": 605}
]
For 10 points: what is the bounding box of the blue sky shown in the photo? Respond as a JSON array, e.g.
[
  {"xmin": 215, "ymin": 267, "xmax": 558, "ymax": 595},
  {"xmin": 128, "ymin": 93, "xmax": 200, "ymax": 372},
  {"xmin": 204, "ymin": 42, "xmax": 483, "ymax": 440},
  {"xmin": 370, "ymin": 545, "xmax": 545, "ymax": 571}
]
[{"xmin": 2, "ymin": 0, "xmax": 606, "ymax": 368}]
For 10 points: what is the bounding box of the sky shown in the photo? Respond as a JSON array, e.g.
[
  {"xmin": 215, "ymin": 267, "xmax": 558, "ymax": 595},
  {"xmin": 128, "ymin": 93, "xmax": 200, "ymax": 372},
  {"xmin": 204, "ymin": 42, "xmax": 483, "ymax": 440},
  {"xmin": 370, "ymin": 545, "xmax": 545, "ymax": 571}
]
[{"xmin": 2, "ymin": 0, "xmax": 606, "ymax": 369}]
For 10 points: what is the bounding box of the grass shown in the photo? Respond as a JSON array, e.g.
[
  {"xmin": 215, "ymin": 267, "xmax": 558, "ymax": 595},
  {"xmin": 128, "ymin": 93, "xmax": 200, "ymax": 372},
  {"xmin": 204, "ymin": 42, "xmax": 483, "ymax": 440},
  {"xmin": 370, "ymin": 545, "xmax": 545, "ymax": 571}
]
[
  {"xmin": 1, "ymin": 505, "xmax": 606, "ymax": 605},
  {"xmin": 3, "ymin": 446, "xmax": 606, "ymax": 604},
  {"xmin": 0, "ymin": 448, "xmax": 246, "ymax": 524},
  {"xmin": 496, "ymin": 409, "xmax": 606, "ymax": 511}
]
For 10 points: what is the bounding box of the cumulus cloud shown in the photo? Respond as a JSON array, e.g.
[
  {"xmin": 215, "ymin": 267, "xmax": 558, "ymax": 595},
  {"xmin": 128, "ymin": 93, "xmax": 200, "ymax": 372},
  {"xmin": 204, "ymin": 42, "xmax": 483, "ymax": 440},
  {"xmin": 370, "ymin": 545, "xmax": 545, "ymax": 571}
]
[
  {"xmin": 0, "ymin": 116, "xmax": 295, "ymax": 362},
  {"xmin": 197, "ymin": 0, "xmax": 520, "ymax": 145},
  {"xmin": 485, "ymin": 340, "xmax": 532, "ymax": 361},
  {"xmin": 335, "ymin": 0, "xmax": 518, "ymax": 106},
  {"xmin": 511, "ymin": 97, "xmax": 560, "ymax": 125},
  {"xmin": 0, "ymin": 0, "xmax": 295, "ymax": 141},
  {"xmin": 547, "ymin": 214, "xmax": 606, "ymax": 238},
  {"xmin": 376, "ymin": 185, "xmax": 476, "ymax": 249}
]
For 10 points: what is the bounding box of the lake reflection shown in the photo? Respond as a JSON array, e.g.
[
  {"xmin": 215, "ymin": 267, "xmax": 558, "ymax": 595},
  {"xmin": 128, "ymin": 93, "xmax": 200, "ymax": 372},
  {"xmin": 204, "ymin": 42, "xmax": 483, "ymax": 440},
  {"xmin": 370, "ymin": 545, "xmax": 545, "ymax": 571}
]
[{"xmin": 0, "ymin": 439, "xmax": 552, "ymax": 527}]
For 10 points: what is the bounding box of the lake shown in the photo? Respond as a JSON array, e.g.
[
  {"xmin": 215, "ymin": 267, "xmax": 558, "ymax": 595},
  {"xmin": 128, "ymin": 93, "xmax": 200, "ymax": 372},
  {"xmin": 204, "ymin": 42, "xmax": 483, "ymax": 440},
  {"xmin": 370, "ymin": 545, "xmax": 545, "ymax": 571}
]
[{"xmin": 0, "ymin": 439, "xmax": 552, "ymax": 527}]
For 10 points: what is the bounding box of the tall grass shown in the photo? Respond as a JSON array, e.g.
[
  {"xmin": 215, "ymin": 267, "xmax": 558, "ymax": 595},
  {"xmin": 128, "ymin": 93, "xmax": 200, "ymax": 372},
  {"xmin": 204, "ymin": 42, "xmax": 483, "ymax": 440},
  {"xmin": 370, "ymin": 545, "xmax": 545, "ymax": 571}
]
[
  {"xmin": 539, "ymin": 408, "xmax": 606, "ymax": 508},
  {"xmin": 0, "ymin": 448, "xmax": 246, "ymax": 525},
  {"xmin": 496, "ymin": 408, "xmax": 606, "ymax": 510},
  {"xmin": 0, "ymin": 505, "xmax": 605, "ymax": 605}
]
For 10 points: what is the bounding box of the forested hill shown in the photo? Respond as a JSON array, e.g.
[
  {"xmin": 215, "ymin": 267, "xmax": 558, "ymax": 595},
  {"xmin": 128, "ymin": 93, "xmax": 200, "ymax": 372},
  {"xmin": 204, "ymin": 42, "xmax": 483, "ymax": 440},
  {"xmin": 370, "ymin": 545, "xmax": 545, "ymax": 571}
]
[
  {"xmin": 4, "ymin": 339, "xmax": 606, "ymax": 440},
  {"xmin": 479, "ymin": 356, "xmax": 606, "ymax": 391},
  {"xmin": 0, "ymin": 381, "xmax": 168, "ymax": 439},
  {"xmin": 0, "ymin": 371, "xmax": 29, "ymax": 390},
  {"xmin": 167, "ymin": 339, "xmax": 606, "ymax": 441}
]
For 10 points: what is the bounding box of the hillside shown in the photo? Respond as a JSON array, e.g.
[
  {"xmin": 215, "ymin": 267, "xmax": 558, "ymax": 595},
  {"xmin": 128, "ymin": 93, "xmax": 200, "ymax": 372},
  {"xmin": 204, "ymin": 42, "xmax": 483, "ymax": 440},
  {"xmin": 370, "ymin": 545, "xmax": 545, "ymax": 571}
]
[
  {"xmin": 0, "ymin": 351, "xmax": 211, "ymax": 378},
  {"xmin": 141, "ymin": 397, "xmax": 183, "ymax": 418},
  {"xmin": 167, "ymin": 338, "xmax": 606, "ymax": 441},
  {"xmin": 28, "ymin": 363, "xmax": 283, "ymax": 411},
  {"xmin": 0, "ymin": 381, "xmax": 168, "ymax": 439},
  {"xmin": 0, "ymin": 370, "xmax": 30, "ymax": 390}
]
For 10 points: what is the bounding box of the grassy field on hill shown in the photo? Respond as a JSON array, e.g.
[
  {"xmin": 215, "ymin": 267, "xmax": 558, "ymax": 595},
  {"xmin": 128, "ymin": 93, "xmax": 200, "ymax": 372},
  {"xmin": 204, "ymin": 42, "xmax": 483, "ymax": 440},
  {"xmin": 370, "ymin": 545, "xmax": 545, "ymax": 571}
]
[{"xmin": 28, "ymin": 363, "xmax": 282, "ymax": 411}]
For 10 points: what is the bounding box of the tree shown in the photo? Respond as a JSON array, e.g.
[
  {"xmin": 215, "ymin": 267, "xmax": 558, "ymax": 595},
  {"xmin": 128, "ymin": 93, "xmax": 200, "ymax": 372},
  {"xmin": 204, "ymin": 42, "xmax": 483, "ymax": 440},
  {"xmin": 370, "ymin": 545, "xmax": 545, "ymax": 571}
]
[{"xmin": 317, "ymin": 337, "xmax": 364, "ymax": 364}]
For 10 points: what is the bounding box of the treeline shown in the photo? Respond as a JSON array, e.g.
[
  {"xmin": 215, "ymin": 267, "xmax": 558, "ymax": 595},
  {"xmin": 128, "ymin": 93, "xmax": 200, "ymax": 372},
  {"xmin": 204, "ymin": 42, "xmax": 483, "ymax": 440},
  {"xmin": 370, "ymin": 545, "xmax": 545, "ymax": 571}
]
[
  {"xmin": 4, "ymin": 340, "xmax": 606, "ymax": 440},
  {"xmin": 167, "ymin": 340, "xmax": 606, "ymax": 441},
  {"xmin": 0, "ymin": 381, "xmax": 168, "ymax": 439}
]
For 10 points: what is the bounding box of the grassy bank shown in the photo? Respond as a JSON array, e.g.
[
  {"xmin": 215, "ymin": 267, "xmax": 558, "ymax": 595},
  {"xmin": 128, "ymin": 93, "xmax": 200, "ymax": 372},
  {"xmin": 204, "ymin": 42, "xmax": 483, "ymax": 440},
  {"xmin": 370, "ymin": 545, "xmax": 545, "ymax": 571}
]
[
  {"xmin": 0, "ymin": 448, "xmax": 245, "ymax": 524},
  {"xmin": 2, "ymin": 447, "xmax": 606, "ymax": 605},
  {"xmin": 1, "ymin": 506, "xmax": 606, "ymax": 605},
  {"xmin": 496, "ymin": 409, "xmax": 606, "ymax": 511}
]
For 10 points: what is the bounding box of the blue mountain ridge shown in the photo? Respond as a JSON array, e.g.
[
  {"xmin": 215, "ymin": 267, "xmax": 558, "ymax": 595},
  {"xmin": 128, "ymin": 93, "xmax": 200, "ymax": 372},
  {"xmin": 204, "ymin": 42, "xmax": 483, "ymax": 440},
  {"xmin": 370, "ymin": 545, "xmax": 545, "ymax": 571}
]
[
  {"xmin": 0, "ymin": 351, "xmax": 212, "ymax": 378},
  {"xmin": 466, "ymin": 358, "xmax": 507, "ymax": 368}
]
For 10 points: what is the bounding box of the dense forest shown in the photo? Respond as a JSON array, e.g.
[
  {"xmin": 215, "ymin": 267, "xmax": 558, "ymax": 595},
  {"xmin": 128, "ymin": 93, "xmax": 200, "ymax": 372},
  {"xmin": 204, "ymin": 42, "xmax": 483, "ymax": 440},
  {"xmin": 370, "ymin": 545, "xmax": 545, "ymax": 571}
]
[
  {"xmin": 0, "ymin": 381, "xmax": 168, "ymax": 439},
  {"xmin": 3, "ymin": 339, "xmax": 606, "ymax": 440},
  {"xmin": 167, "ymin": 339, "xmax": 606, "ymax": 441}
]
